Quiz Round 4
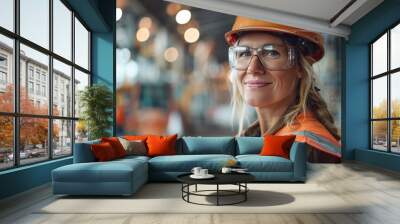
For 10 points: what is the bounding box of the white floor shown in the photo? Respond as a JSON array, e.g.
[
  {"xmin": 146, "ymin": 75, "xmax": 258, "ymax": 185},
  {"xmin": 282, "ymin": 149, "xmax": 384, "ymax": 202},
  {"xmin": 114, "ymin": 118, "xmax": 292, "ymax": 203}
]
[{"xmin": 1, "ymin": 162, "xmax": 400, "ymax": 224}]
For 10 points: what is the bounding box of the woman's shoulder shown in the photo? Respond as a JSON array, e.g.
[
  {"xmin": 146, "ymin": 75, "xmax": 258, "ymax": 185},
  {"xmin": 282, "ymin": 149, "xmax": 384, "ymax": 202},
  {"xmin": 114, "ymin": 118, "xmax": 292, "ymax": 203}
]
[{"xmin": 278, "ymin": 110, "xmax": 339, "ymax": 144}]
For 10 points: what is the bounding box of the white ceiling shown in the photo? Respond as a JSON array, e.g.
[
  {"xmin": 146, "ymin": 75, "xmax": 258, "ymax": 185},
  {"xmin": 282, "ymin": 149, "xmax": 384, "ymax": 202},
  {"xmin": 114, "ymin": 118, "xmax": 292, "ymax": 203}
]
[{"xmin": 164, "ymin": 0, "xmax": 384, "ymax": 38}]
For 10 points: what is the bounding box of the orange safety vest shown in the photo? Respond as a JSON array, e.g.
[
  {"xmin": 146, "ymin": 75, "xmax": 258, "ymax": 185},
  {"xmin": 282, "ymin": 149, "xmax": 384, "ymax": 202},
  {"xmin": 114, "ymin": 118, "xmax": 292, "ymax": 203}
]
[{"xmin": 275, "ymin": 111, "xmax": 341, "ymax": 159}]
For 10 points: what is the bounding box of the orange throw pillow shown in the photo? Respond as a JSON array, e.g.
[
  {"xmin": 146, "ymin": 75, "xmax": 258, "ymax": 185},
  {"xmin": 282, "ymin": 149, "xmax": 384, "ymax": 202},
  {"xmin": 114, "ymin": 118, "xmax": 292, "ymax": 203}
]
[
  {"xmin": 260, "ymin": 135, "xmax": 296, "ymax": 159},
  {"xmin": 101, "ymin": 137, "xmax": 127, "ymax": 158},
  {"xmin": 146, "ymin": 134, "xmax": 177, "ymax": 157},
  {"xmin": 91, "ymin": 142, "xmax": 117, "ymax": 161}
]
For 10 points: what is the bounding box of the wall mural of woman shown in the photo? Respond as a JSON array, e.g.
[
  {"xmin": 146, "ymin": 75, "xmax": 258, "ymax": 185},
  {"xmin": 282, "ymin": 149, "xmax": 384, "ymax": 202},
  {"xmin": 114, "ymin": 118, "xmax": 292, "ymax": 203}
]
[{"xmin": 226, "ymin": 17, "xmax": 341, "ymax": 163}]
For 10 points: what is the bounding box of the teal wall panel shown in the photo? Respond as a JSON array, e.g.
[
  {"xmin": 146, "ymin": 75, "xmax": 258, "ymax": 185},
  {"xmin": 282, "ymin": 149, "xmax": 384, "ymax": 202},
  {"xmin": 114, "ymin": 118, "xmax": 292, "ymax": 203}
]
[
  {"xmin": 345, "ymin": 0, "xmax": 400, "ymax": 170},
  {"xmin": 0, "ymin": 158, "xmax": 72, "ymax": 199}
]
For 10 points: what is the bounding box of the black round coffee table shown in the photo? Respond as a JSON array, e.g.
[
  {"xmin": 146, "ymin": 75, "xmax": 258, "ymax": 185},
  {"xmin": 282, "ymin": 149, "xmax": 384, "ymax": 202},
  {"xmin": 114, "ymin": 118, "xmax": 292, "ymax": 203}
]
[{"xmin": 177, "ymin": 173, "xmax": 255, "ymax": 206}]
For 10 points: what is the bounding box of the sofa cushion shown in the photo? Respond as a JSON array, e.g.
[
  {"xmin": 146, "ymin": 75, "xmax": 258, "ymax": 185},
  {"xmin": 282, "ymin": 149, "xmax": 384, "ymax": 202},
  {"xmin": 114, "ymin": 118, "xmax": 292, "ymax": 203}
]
[
  {"xmin": 236, "ymin": 137, "xmax": 263, "ymax": 155},
  {"xmin": 180, "ymin": 137, "xmax": 235, "ymax": 155},
  {"xmin": 91, "ymin": 142, "xmax": 118, "ymax": 161},
  {"xmin": 101, "ymin": 137, "xmax": 127, "ymax": 158},
  {"xmin": 118, "ymin": 138, "xmax": 147, "ymax": 156},
  {"xmin": 52, "ymin": 158, "xmax": 147, "ymax": 183},
  {"xmin": 260, "ymin": 135, "xmax": 296, "ymax": 159},
  {"xmin": 149, "ymin": 154, "xmax": 235, "ymax": 172},
  {"xmin": 147, "ymin": 134, "xmax": 177, "ymax": 157},
  {"xmin": 236, "ymin": 155, "xmax": 293, "ymax": 172}
]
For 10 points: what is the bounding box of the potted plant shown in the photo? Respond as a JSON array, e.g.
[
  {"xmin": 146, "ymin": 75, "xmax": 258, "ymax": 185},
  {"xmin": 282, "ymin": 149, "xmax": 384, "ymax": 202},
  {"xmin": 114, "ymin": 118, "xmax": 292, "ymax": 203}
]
[{"xmin": 79, "ymin": 84, "xmax": 113, "ymax": 140}]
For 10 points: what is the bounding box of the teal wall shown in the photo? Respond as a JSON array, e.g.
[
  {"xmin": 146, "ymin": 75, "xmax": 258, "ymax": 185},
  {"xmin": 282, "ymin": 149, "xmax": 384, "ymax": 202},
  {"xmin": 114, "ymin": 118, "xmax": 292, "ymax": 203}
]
[
  {"xmin": 0, "ymin": 158, "xmax": 72, "ymax": 199},
  {"xmin": 0, "ymin": 0, "xmax": 116, "ymax": 200},
  {"xmin": 344, "ymin": 0, "xmax": 400, "ymax": 170}
]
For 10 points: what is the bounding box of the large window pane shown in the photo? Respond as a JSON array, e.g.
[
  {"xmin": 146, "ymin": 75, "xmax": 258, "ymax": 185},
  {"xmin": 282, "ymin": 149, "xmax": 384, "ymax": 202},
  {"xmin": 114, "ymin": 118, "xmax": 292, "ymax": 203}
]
[
  {"xmin": 53, "ymin": 59, "xmax": 72, "ymax": 117},
  {"xmin": 372, "ymin": 77, "xmax": 387, "ymax": 119},
  {"xmin": 0, "ymin": 0, "xmax": 14, "ymax": 31},
  {"xmin": 20, "ymin": 0, "xmax": 49, "ymax": 49},
  {"xmin": 391, "ymin": 24, "xmax": 400, "ymax": 70},
  {"xmin": 391, "ymin": 120, "xmax": 400, "ymax": 153},
  {"xmin": 74, "ymin": 69, "xmax": 89, "ymax": 118},
  {"xmin": 20, "ymin": 117, "xmax": 49, "ymax": 165},
  {"xmin": 391, "ymin": 72, "xmax": 400, "ymax": 118},
  {"xmin": 372, "ymin": 121, "xmax": 388, "ymax": 151},
  {"xmin": 372, "ymin": 33, "xmax": 387, "ymax": 76},
  {"xmin": 75, "ymin": 120, "xmax": 88, "ymax": 143},
  {"xmin": 20, "ymin": 44, "xmax": 49, "ymax": 115},
  {"xmin": 53, "ymin": 119, "xmax": 72, "ymax": 158},
  {"xmin": 0, "ymin": 35, "xmax": 14, "ymax": 112},
  {"xmin": 74, "ymin": 18, "xmax": 89, "ymax": 70},
  {"xmin": 53, "ymin": 0, "xmax": 72, "ymax": 60},
  {"xmin": 0, "ymin": 116, "xmax": 13, "ymax": 170}
]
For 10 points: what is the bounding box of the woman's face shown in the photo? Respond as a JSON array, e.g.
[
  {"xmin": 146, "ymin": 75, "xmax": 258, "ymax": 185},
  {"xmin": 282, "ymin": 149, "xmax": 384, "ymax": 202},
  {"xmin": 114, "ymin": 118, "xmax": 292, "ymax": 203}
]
[{"xmin": 235, "ymin": 32, "xmax": 301, "ymax": 108}]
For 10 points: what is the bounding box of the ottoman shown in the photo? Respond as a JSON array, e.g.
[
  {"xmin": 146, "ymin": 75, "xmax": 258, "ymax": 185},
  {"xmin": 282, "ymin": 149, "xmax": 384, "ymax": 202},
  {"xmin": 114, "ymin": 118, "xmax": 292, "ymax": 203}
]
[{"xmin": 52, "ymin": 157, "xmax": 148, "ymax": 196}]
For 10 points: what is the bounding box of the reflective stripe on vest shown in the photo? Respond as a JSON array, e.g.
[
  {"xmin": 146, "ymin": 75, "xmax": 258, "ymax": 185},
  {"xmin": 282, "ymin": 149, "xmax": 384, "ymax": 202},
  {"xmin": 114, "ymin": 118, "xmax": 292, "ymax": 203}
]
[{"xmin": 292, "ymin": 130, "xmax": 341, "ymax": 158}]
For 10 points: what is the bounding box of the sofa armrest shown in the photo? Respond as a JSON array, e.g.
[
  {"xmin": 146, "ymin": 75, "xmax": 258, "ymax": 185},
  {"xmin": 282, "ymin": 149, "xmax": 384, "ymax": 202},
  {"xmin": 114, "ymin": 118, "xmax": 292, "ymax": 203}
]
[
  {"xmin": 289, "ymin": 142, "xmax": 307, "ymax": 181},
  {"xmin": 73, "ymin": 140, "xmax": 100, "ymax": 163}
]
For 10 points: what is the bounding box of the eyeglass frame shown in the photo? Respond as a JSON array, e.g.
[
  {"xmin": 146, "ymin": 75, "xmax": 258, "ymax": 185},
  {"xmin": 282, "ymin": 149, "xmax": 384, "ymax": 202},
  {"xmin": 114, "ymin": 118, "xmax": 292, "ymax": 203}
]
[{"xmin": 228, "ymin": 43, "xmax": 298, "ymax": 71}]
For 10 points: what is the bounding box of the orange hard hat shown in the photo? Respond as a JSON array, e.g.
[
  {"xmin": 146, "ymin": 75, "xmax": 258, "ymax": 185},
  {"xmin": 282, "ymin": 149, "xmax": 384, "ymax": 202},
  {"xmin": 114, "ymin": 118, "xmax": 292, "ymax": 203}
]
[{"xmin": 225, "ymin": 16, "xmax": 324, "ymax": 63}]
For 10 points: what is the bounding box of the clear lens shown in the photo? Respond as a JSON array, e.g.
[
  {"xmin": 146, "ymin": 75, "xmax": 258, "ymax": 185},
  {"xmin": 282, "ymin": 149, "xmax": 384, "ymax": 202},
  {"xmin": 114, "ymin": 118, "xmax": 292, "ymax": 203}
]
[{"xmin": 229, "ymin": 44, "xmax": 295, "ymax": 71}]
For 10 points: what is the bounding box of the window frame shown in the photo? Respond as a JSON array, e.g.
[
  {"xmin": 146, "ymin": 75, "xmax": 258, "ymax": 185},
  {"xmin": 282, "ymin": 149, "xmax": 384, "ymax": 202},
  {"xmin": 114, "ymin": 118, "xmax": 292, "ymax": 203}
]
[
  {"xmin": 0, "ymin": 0, "xmax": 92, "ymax": 171},
  {"xmin": 370, "ymin": 20, "xmax": 400, "ymax": 154}
]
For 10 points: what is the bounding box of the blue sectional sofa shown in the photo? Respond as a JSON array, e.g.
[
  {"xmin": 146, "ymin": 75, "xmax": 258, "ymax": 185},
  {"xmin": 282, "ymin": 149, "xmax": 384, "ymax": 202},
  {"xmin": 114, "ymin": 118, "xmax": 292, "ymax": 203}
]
[{"xmin": 52, "ymin": 137, "xmax": 307, "ymax": 196}]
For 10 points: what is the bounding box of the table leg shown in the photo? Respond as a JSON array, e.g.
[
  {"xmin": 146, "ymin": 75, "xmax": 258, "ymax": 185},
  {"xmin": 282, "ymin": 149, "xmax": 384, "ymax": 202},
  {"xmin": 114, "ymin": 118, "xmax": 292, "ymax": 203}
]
[
  {"xmin": 245, "ymin": 183, "xmax": 247, "ymax": 201},
  {"xmin": 195, "ymin": 184, "xmax": 197, "ymax": 192},
  {"xmin": 217, "ymin": 184, "xmax": 219, "ymax": 206}
]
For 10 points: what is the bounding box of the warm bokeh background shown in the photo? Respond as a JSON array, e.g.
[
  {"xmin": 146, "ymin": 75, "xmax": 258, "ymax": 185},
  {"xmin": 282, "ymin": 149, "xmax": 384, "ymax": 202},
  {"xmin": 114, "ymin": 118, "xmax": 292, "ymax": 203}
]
[{"xmin": 115, "ymin": 0, "xmax": 342, "ymax": 138}]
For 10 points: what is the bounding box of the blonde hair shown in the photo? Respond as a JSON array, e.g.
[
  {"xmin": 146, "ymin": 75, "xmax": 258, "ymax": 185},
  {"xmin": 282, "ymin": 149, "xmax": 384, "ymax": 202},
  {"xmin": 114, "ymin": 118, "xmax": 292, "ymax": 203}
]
[{"xmin": 230, "ymin": 49, "xmax": 340, "ymax": 140}]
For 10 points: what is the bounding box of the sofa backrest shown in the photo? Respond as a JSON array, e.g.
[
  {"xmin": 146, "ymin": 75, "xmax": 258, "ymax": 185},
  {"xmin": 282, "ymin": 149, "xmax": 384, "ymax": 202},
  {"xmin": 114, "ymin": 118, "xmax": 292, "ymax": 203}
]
[
  {"xmin": 235, "ymin": 137, "xmax": 263, "ymax": 155},
  {"xmin": 178, "ymin": 137, "xmax": 235, "ymax": 155},
  {"xmin": 73, "ymin": 139, "xmax": 100, "ymax": 163}
]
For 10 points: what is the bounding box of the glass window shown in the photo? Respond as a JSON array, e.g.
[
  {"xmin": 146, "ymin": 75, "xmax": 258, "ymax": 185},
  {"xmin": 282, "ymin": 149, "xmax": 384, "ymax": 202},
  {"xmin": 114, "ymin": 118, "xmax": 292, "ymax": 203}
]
[
  {"xmin": 391, "ymin": 24, "xmax": 400, "ymax": 70},
  {"xmin": 42, "ymin": 85, "xmax": 46, "ymax": 96},
  {"xmin": 20, "ymin": 44, "xmax": 49, "ymax": 115},
  {"xmin": 371, "ymin": 23, "xmax": 400, "ymax": 154},
  {"xmin": 391, "ymin": 72, "xmax": 400, "ymax": 118},
  {"xmin": 75, "ymin": 120, "xmax": 88, "ymax": 143},
  {"xmin": 74, "ymin": 69, "xmax": 89, "ymax": 118},
  {"xmin": 20, "ymin": 0, "xmax": 49, "ymax": 49},
  {"xmin": 53, "ymin": 119, "xmax": 72, "ymax": 158},
  {"xmin": 36, "ymin": 83, "xmax": 40, "ymax": 95},
  {"xmin": 372, "ymin": 121, "xmax": 388, "ymax": 151},
  {"xmin": 53, "ymin": 59, "xmax": 72, "ymax": 116},
  {"xmin": 0, "ymin": 35, "xmax": 14, "ymax": 113},
  {"xmin": 28, "ymin": 81, "xmax": 34, "ymax": 93},
  {"xmin": 0, "ymin": 0, "xmax": 91, "ymax": 170},
  {"xmin": 372, "ymin": 77, "xmax": 387, "ymax": 119},
  {"xmin": 74, "ymin": 18, "xmax": 89, "ymax": 70},
  {"xmin": 391, "ymin": 120, "xmax": 400, "ymax": 153},
  {"xmin": 28, "ymin": 67, "xmax": 34, "ymax": 79},
  {"xmin": 19, "ymin": 117, "xmax": 49, "ymax": 165},
  {"xmin": 53, "ymin": 0, "xmax": 72, "ymax": 60},
  {"xmin": 0, "ymin": 71, "xmax": 7, "ymax": 84},
  {"xmin": 0, "ymin": 0, "xmax": 14, "ymax": 31},
  {"xmin": 0, "ymin": 116, "xmax": 13, "ymax": 170},
  {"xmin": 0, "ymin": 55, "xmax": 7, "ymax": 67},
  {"xmin": 372, "ymin": 33, "xmax": 387, "ymax": 76}
]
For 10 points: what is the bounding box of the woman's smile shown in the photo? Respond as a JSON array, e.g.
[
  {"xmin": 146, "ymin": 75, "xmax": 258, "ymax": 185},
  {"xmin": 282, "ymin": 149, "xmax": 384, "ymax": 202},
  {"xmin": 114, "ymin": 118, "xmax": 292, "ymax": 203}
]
[{"xmin": 244, "ymin": 79, "xmax": 272, "ymax": 89}]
